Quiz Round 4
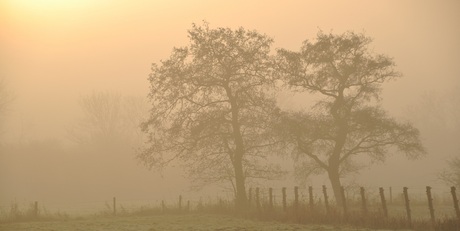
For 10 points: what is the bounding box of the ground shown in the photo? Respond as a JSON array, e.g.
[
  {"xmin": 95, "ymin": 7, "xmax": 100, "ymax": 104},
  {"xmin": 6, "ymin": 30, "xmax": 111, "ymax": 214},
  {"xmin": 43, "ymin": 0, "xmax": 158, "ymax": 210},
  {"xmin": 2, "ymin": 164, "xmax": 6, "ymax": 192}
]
[{"xmin": 0, "ymin": 214, "xmax": 405, "ymax": 231}]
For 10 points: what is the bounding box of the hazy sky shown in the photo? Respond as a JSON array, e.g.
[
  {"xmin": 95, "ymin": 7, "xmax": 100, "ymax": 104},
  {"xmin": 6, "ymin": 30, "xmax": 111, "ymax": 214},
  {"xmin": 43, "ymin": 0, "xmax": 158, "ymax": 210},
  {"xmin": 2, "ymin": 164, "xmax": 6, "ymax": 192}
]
[
  {"xmin": 1, "ymin": 0, "xmax": 459, "ymax": 141},
  {"xmin": 1, "ymin": 0, "xmax": 459, "ymax": 206}
]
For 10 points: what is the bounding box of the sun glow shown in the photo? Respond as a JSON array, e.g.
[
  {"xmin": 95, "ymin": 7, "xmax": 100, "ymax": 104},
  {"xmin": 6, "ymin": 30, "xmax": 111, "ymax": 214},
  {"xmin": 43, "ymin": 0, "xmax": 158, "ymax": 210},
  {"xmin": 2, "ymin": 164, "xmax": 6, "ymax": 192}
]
[
  {"xmin": 7, "ymin": 0, "xmax": 95, "ymax": 10},
  {"xmin": 3, "ymin": 0, "xmax": 100, "ymax": 16},
  {"xmin": 2, "ymin": 0, "xmax": 106, "ymax": 29}
]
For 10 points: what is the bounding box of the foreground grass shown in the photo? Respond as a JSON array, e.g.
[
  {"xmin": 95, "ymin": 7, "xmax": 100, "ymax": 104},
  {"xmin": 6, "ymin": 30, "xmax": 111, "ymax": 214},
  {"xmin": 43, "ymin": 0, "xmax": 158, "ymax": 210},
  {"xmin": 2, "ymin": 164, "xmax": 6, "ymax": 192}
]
[{"xmin": 0, "ymin": 213, "xmax": 404, "ymax": 231}]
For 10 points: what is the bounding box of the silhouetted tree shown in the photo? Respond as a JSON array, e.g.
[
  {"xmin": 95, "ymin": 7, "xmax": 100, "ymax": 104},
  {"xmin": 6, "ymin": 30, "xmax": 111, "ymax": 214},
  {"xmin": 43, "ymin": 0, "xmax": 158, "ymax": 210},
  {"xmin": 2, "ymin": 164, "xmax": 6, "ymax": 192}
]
[
  {"xmin": 407, "ymin": 86, "xmax": 460, "ymax": 187},
  {"xmin": 69, "ymin": 91, "xmax": 147, "ymax": 148},
  {"xmin": 277, "ymin": 31, "xmax": 426, "ymax": 205},
  {"xmin": 139, "ymin": 23, "xmax": 283, "ymax": 209},
  {"xmin": 440, "ymin": 157, "xmax": 460, "ymax": 188}
]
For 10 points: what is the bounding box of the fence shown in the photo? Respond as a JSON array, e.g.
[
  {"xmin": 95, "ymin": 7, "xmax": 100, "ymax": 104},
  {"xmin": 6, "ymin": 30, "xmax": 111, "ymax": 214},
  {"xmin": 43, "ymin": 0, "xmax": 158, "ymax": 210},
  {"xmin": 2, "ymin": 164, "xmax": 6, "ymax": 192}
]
[
  {"xmin": 1, "ymin": 185, "xmax": 459, "ymax": 229},
  {"xmin": 0, "ymin": 194, "xmax": 235, "ymax": 221},
  {"xmin": 246, "ymin": 185, "xmax": 460, "ymax": 229}
]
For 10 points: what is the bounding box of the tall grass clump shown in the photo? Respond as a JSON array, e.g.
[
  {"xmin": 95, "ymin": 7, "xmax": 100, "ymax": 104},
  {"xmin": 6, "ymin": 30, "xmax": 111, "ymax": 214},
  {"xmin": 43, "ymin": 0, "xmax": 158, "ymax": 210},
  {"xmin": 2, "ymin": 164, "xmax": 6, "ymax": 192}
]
[{"xmin": 0, "ymin": 202, "xmax": 69, "ymax": 224}]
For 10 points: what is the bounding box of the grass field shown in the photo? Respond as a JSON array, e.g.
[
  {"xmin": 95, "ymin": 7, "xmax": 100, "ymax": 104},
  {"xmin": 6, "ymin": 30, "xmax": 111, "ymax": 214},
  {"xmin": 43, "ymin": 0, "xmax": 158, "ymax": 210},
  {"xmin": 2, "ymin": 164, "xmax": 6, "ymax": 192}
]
[
  {"xmin": 0, "ymin": 213, "xmax": 410, "ymax": 231},
  {"xmin": 1, "ymin": 193, "xmax": 458, "ymax": 231}
]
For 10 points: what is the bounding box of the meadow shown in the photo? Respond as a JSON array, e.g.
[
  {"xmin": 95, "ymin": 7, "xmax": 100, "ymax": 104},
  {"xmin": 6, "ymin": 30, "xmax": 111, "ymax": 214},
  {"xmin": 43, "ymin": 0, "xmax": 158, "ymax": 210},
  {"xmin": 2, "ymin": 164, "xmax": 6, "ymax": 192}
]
[{"xmin": 0, "ymin": 213, "xmax": 413, "ymax": 231}]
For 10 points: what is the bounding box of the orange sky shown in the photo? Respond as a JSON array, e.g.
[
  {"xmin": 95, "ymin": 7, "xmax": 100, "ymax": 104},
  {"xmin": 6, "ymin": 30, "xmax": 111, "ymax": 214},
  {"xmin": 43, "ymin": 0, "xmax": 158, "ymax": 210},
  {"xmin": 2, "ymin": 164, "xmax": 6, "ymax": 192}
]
[
  {"xmin": 1, "ymin": 0, "xmax": 459, "ymax": 205},
  {"xmin": 1, "ymin": 1, "xmax": 459, "ymax": 136}
]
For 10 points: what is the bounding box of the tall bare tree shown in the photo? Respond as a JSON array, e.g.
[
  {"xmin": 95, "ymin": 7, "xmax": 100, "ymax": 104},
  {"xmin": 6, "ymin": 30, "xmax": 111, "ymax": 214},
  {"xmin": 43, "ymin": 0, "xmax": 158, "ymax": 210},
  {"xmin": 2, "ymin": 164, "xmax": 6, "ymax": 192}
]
[
  {"xmin": 69, "ymin": 92, "xmax": 123, "ymax": 145},
  {"xmin": 139, "ymin": 23, "xmax": 283, "ymax": 209},
  {"xmin": 69, "ymin": 92, "xmax": 147, "ymax": 148},
  {"xmin": 277, "ymin": 31, "xmax": 426, "ymax": 205}
]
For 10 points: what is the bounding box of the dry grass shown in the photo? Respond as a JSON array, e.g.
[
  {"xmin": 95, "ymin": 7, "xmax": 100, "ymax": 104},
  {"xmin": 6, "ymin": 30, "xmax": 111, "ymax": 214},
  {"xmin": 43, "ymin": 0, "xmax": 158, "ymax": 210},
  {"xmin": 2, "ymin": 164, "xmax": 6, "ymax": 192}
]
[
  {"xmin": 0, "ymin": 213, "xmax": 407, "ymax": 231},
  {"xmin": 1, "ymin": 198, "xmax": 458, "ymax": 231}
]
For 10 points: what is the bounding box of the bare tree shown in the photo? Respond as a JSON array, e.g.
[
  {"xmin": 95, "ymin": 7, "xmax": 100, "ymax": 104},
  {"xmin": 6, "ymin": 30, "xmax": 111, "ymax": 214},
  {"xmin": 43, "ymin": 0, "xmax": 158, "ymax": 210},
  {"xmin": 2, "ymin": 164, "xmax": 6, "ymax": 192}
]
[
  {"xmin": 440, "ymin": 157, "xmax": 460, "ymax": 188},
  {"xmin": 407, "ymin": 86, "xmax": 460, "ymax": 187},
  {"xmin": 139, "ymin": 23, "xmax": 284, "ymax": 209},
  {"xmin": 69, "ymin": 92, "xmax": 123, "ymax": 144},
  {"xmin": 69, "ymin": 91, "xmax": 147, "ymax": 148},
  {"xmin": 277, "ymin": 31, "xmax": 426, "ymax": 205},
  {"xmin": 434, "ymin": 89, "xmax": 460, "ymax": 188}
]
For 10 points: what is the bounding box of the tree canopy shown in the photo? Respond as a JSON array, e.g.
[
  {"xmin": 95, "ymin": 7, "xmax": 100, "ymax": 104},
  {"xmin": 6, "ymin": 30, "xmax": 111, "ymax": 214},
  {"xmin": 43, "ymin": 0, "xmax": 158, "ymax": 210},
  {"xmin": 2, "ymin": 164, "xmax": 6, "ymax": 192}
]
[
  {"xmin": 276, "ymin": 31, "xmax": 426, "ymax": 204},
  {"xmin": 139, "ymin": 23, "xmax": 284, "ymax": 209}
]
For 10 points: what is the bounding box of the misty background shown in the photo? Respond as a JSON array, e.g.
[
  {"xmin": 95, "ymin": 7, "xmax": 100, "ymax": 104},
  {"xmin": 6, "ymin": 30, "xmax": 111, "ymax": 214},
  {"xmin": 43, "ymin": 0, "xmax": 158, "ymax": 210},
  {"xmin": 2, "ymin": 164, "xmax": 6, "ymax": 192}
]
[{"xmin": 1, "ymin": 0, "xmax": 459, "ymax": 211}]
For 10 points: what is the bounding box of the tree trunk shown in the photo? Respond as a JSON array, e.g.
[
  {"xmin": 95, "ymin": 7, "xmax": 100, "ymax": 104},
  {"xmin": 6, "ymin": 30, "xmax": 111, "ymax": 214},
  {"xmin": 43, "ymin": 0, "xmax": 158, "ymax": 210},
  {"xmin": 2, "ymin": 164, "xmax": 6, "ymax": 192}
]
[
  {"xmin": 327, "ymin": 166, "xmax": 343, "ymax": 206},
  {"xmin": 224, "ymin": 84, "xmax": 248, "ymax": 210},
  {"xmin": 329, "ymin": 94, "xmax": 347, "ymax": 207},
  {"xmin": 233, "ymin": 154, "xmax": 247, "ymax": 209}
]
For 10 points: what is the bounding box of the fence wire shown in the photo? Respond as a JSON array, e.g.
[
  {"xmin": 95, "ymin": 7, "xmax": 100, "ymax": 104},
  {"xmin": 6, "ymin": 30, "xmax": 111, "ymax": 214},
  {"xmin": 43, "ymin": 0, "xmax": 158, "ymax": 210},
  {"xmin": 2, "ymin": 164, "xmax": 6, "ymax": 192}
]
[{"xmin": 0, "ymin": 185, "xmax": 458, "ymax": 221}]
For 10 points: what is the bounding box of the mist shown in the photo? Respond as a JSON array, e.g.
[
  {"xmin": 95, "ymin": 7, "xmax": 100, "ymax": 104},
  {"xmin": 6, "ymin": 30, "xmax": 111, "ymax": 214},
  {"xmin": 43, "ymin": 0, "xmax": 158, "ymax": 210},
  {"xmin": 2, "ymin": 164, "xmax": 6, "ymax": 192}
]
[{"xmin": 1, "ymin": 0, "xmax": 460, "ymax": 216}]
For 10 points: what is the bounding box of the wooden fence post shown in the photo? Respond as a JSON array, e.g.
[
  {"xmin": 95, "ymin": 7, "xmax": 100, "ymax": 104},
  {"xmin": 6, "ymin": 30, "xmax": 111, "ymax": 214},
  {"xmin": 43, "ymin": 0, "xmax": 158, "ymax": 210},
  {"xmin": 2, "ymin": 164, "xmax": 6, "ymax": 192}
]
[
  {"xmin": 294, "ymin": 186, "xmax": 299, "ymax": 221},
  {"xmin": 269, "ymin": 188, "xmax": 273, "ymax": 210},
  {"xmin": 34, "ymin": 201, "xmax": 38, "ymax": 218},
  {"xmin": 322, "ymin": 185, "xmax": 330, "ymax": 215},
  {"xmin": 113, "ymin": 197, "xmax": 116, "ymax": 216},
  {"xmin": 161, "ymin": 200, "xmax": 165, "ymax": 213},
  {"xmin": 403, "ymin": 187, "xmax": 412, "ymax": 227},
  {"xmin": 379, "ymin": 187, "xmax": 388, "ymax": 218},
  {"xmin": 360, "ymin": 187, "xmax": 368, "ymax": 216},
  {"xmin": 282, "ymin": 187, "xmax": 287, "ymax": 212},
  {"xmin": 389, "ymin": 186, "xmax": 393, "ymax": 204},
  {"xmin": 308, "ymin": 186, "xmax": 314, "ymax": 210},
  {"xmin": 248, "ymin": 188, "xmax": 253, "ymax": 207},
  {"xmin": 426, "ymin": 186, "xmax": 436, "ymax": 228},
  {"xmin": 179, "ymin": 195, "xmax": 182, "ymax": 210},
  {"xmin": 451, "ymin": 186, "xmax": 460, "ymax": 221},
  {"xmin": 256, "ymin": 187, "xmax": 260, "ymax": 211},
  {"xmin": 294, "ymin": 186, "xmax": 299, "ymax": 211},
  {"xmin": 341, "ymin": 186, "xmax": 348, "ymax": 219}
]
